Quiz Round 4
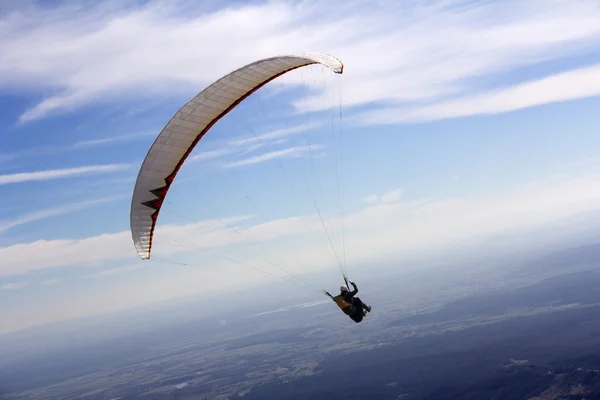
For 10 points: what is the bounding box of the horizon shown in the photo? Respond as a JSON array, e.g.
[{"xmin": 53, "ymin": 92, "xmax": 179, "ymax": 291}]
[{"xmin": 1, "ymin": 216, "xmax": 598, "ymax": 338}]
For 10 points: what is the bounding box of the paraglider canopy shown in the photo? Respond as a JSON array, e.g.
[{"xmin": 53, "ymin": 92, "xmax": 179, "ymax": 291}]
[{"xmin": 130, "ymin": 53, "xmax": 344, "ymax": 260}]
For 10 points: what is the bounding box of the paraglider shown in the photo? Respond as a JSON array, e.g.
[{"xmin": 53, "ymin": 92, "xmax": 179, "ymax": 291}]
[
  {"xmin": 129, "ymin": 52, "xmax": 371, "ymax": 322},
  {"xmin": 130, "ymin": 53, "xmax": 343, "ymax": 260},
  {"xmin": 328, "ymin": 281, "xmax": 372, "ymax": 323}
]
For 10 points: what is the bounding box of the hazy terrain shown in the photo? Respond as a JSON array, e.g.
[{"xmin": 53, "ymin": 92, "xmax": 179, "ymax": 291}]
[{"xmin": 2, "ymin": 221, "xmax": 600, "ymax": 399}]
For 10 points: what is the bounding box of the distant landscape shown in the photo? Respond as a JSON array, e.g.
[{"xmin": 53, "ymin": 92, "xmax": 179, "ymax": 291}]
[{"xmin": 3, "ymin": 242, "xmax": 600, "ymax": 400}]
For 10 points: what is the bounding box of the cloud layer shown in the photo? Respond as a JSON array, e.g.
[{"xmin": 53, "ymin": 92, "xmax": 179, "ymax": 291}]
[
  {"xmin": 2, "ymin": 171, "xmax": 600, "ymax": 279},
  {"xmin": 2, "ymin": 169, "xmax": 600, "ymax": 334},
  {"xmin": 1, "ymin": 282, "xmax": 27, "ymax": 290},
  {"xmin": 2, "ymin": 0, "xmax": 600, "ymax": 123},
  {"xmin": 0, "ymin": 164, "xmax": 130, "ymax": 185},
  {"xmin": 0, "ymin": 197, "xmax": 124, "ymax": 234}
]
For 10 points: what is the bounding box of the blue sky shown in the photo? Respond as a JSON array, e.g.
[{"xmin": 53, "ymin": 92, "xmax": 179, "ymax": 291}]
[{"xmin": 2, "ymin": 0, "xmax": 600, "ymax": 334}]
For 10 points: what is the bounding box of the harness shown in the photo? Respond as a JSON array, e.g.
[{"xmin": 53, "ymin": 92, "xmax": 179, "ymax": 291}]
[{"xmin": 332, "ymin": 294, "xmax": 353, "ymax": 315}]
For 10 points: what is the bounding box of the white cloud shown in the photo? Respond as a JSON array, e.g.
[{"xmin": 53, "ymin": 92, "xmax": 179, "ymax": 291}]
[
  {"xmin": 362, "ymin": 189, "xmax": 403, "ymax": 204},
  {"xmin": 186, "ymin": 123, "xmax": 328, "ymax": 167},
  {"xmin": 88, "ymin": 264, "xmax": 144, "ymax": 278},
  {"xmin": 0, "ymin": 144, "xmax": 79, "ymax": 164},
  {"xmin": 558, "ymin": 156, "xmax": 600, "ymax": 170},
  {"xmin": 73, "ymin": 132, "xmax": 154, "ymax": 147},
  {"xmin": 357, "ymin": 63, "xmax": 600, "ymax": 125},
  {"xmin": 0, "ymin": 164, "xmax": 130, "ymax": 185},
  {"xmin": 1, "ymin": 282, "xmax": 27, "ymax": 290},
  {"xmin": 0, "ymin": 154, "xmax": 15, "ymax": 163},
  {"xmin": 189, "ymin": 147, "xmax": 236, "ymax": 163},
  {"xmin": 41, "ymin": 278, "xmax": 60, "ymax": 286},
  {"xmin": 363, "ymin": 194, "xmax": 379, "ymax": 204},
  {"xmin": 0, "ymin": 196, "xmax": 125, "ymax": 234},
  {"xmin": 2, "ymin": 0, "xmax": 600, "ymax": 123},
  {"xmin": 0, "ymin": 231, "xmax": 133, "ymax": 277},
  {"xmin": 381, "ymin": 188, "xmax": 404, "ymax": 203},
  {"xmin": 0, "ymin": 215, "xmax": 255, "ymax": 277},
  {"xmin": 2, "ymin": 171, "xmax": 600, "ymax": 280},
  {"xmin": 223, "ymin": 145, "xmax": 324, "ymax": 168},
  {"xmin": 231, "ymin": 122, "xmax": 326, "ymax": 147},
  {"xmin": 0, "ymin": 134, "xmax": 150, "ymax": 166}
]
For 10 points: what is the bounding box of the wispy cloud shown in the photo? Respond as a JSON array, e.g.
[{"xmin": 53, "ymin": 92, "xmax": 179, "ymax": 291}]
[
  {"xmin": 224, "ymin": 145, "xmax": 324, "ymax": 168},
  {"xmin": 88, "ymin": 264, "xmax": 144, "ymax": 278},
  {"xmin": 0, "ymin": 196, "xmax": 125, "ymax": 234},
  {"xmin": 1, "ymin": 282, "xmax": 27, "ymax": 290},
  {"xmin": 0, "ymin": 164, "xmax": 130, "ymax": 185},
  {"xmin": 41, "ymin": 278, "xmax": 60, "ymax": 286},
  {"xmin": 357, "ymin": 64, "xmax": 600, "ymax": 125},
  {"xmin": 0, "ymin": 153, "xmax": 17, "ymax": 164},
  {"xmin": 0, "ymin": 133, "xmax": 152, "ymax": 165},
  {"xmin": 556, "ymin": 156, "xmax": 600, "ymax": 171},
  {"xmin": 231, "ymin": 122, "xmax": 325, "ymax": 147},
  {"xmin": 186, "ymin": 123, "xmax": 325, "ymax": 169},
  {"xmin": 363, "ymin": 189, "xmax": 404, "ymax": 205},
  {"xmin": 73, "ymin": 132, "xmax": 154, "ymax": 148},
  {"xmin": 189, "ymin": 147, "xmax": 237, "ymax": 163},
  {"xmin": 381, "ymin": 188, "xmax": 404, "ymax": 203},
  {"xmin": 363, "ymin": 194, "xmax": 379, "ymax": 204},
  {"xmin": 3, "ymin": 1, "xmax": 600, "ymax": 123},
  {"xmin": 0, "ymin": 145, "xmax": 71, "ymax": 164}
]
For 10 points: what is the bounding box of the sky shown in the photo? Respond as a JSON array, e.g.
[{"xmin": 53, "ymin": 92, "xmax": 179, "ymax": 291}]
[{"xmin": 2, "ymin": 0, "xmax": 600, "ymax": 334}]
